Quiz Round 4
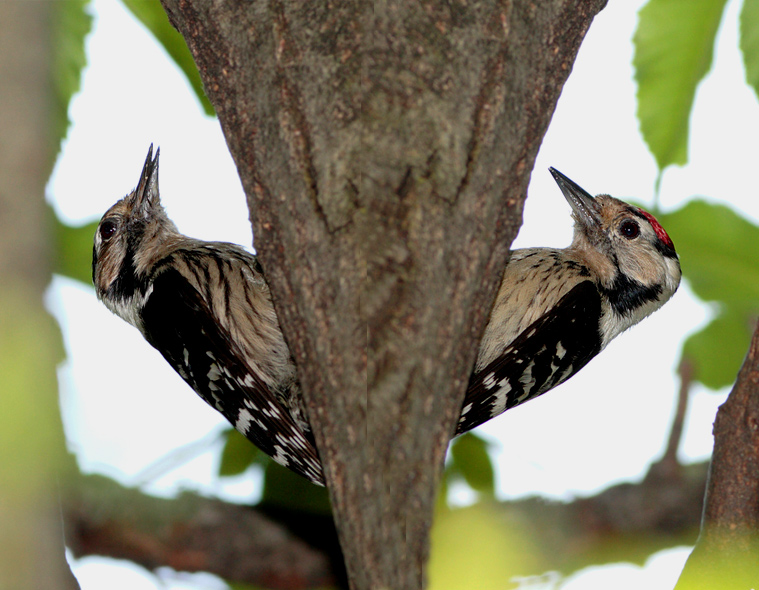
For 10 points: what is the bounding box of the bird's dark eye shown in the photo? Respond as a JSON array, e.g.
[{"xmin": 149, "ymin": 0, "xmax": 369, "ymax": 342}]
[
  {"xmin": 619, "ymin": 219, "xmax": 640, "ymax": 239},
  {"xmin": 99, "ymin": 219, "xmax": 118, "ymax": 241}
]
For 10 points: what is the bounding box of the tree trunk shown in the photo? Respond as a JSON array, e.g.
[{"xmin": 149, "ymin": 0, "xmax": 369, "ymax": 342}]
[{"xmin": 159, "ymin": 1, "xmax": 607, "ymax": 587}]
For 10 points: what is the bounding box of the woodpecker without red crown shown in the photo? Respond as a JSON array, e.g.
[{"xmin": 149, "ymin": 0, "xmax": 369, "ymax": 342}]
[
  {"xmin": 92, "ymin": 146, "xmax": 323, "ymax": 484},
  {"xmin": 92, "ymin": 147, "xmax": 680, "ymax": 486},
  {"xmin": 456, "ymin": 167, "xmax": 681, "ymax": 435}
]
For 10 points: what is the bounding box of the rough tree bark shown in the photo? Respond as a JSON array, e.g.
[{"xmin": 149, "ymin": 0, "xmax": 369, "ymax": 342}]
[{"xmin": 158, "ymin": 1, "xmax": 607, "ymax": 587}]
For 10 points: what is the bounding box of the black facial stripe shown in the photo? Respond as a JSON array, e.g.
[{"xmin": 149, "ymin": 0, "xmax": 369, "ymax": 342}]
[
  {"xmin": 109, "ymin": 251, "xmax": 141, "ymax": 300},
  {"xmin": 600, "ymin": 273, "xmax": 663, "ymax": 316},
  {"xmin": 91, "ymin": 244, "xmax": 98, "ymax": 285},
  {"xmin": 628, "ymin": 208, "xmax": 647, "ymax": 220},
  {"xmin": 109, "ymin": 229, "xmax": 150, "ymax": 300}
]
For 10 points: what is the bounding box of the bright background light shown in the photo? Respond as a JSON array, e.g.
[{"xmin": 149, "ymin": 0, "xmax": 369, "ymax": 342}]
[{"xmin": 47, "ymin": 0, "xmax": 757, "ymax": 587}]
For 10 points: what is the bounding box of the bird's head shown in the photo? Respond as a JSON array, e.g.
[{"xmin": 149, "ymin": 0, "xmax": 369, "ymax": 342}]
[
  {"xmin": 549, "ymin": 167, "xmax": 681, "ymax": 321},
  {"xmin": 92, "ymin": 145, "xmax": 178, "ymax": 303}
]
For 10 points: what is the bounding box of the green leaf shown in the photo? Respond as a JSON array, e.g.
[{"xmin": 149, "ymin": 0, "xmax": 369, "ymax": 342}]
[
  {"xmin": 656, "ymin": 199, "xmax": 759, "ymax": 389},
  {"xmin": 50, "ymin": 0, "xmax": 93, "ymax": 162},
  {"xmin": 51, "ymin": 211, "xmax": 99, "ymax": 285},
  {"xmin": 683, "ymin": 311, "xmax": 755, "ymax": 389},
  {"xmin": 656, "ymin": 200, "xmax": 759, "ymax": 307},
  {"xmin": 218, "ymin": 427, "xmax": 262, "ymax": 477},
  {"xmin": 740, "ymin": 0, "xmax": 759, "ymax": 100},
  {"xmin": 448, "ymin": 432, "xmax": 495, "ymax": 496},
  {"xmin": 120, "ymin": 0, "xmax": 214, "ymax": 116},
  {"xmin": 633, "ymin": 0, "xmax": 728, "ymax": 171}
]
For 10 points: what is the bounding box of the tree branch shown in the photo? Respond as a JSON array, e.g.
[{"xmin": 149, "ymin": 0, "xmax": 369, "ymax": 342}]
[
  {"xmin": 675, "ymin": 321, "xmax": 759, "ymax": 589},
  {"xmin": 66, "ymin": 461, "xmax": 705, "ymax": 589},
  {"xmin": 64, "ymin": 474, "xmax": 339, "ymax": 590},
  {"xmin": 659, "ymin": 359, "xmax": 694, "ymax": 472}
]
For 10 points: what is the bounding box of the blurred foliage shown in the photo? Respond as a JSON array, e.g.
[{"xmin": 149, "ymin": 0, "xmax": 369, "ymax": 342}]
[
  {"xmin": 219, "ymin": 426, "xmax": 265, "ymax": 478},
  {"xmin": 50, "ymin": 0, "xmax": 92, "ymax": 167},
  {"xmin": 120, "ymin": 0, "xmax": 215, "ymax": 116},
  {"xmin": 48, "ymin": 0, "xmax": 97, "ymax": 283},
  {"xmin": 741, "ymin": 0, "xmax": 759, "ymax": 102},
  {"xmin": 0, "ymin": 288, "xmax": 68, "ymax": 495},
  {"xmin": 675, "ymin": 536, "xmax": 759, "ymax": 589},
  {"xmin": 261, "ymin": 458, "xmax": 332, "ymax": 515},
  {"xmin": 682, "ymin": 310, "xmax": 754, "ymax": 390},
  {"xmin": 633, "ymin": 0, "xmax": 727, "ymax": 173},
  {"xmin": 51, "ymin": 212, "xmax": 99, "ymax": 285},
  {"xmin": 657, "ymin": 201, "xmax": 759, "ymax": 389},
  {"xmin": 0, "ymin": 286, "xmax": 74, "ymax": 585},
  {"xmin": 428, "ymin": 502, "xmax": 542, "ymax": 590},
  {"xmin": 445, "ymin": 432, "xmax": 495, "ymax": 497}
]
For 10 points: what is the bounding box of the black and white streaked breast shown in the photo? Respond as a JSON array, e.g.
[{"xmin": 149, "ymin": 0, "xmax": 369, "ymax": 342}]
[
  {"xmin": 457, "ymin": 281, "xmax": 603, "ymax": 436},
  {"xmin": 139, "ymin": 265, "xmax": 324, "ymax": 485}
]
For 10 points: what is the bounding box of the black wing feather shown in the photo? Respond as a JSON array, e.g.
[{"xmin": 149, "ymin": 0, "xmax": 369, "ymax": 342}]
[
  {"xmin": 457, "ymin": 280, "xmax": 603, "ymax": 436},
  {"xmin": 140, "ymin": 268, "xmax": 324, "ymax": 485}
]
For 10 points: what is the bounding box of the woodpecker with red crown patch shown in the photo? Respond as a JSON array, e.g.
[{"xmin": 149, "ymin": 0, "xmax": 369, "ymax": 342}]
[{"xmin": 457, "ymin": 168, "xmax": 681, "ymax": 435}]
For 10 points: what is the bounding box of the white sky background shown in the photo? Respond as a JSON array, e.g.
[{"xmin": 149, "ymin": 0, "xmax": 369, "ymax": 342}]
[{"xmin": 46, "ymin": 0, "xmax": 759, "ymax": 587}]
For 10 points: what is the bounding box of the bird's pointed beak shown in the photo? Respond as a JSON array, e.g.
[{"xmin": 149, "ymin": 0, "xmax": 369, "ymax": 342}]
[
  {"xmin": 132, "ymin": 144, "xmax": 160, "ymax": 213},
  {"xmin": 548, "ymin": 167, "xmax": 603, "ymax": 230}
]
